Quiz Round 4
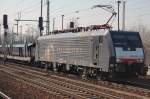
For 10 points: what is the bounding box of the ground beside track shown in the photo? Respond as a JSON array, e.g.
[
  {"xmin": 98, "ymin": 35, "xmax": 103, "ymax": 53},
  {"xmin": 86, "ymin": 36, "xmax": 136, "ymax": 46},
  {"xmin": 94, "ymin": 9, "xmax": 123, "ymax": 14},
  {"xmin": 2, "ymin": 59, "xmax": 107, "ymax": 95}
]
[{"xmin": 0, "ymin": 62, "xmax": 150, "ymax": 99}]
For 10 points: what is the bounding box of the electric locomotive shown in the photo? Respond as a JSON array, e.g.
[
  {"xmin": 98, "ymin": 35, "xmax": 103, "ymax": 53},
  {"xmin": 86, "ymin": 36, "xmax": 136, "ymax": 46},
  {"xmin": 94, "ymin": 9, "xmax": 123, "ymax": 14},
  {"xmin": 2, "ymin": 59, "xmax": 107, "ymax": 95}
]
[{"xmin": 36, "ymin": 30, "xmax": 148, "ymax": 78}]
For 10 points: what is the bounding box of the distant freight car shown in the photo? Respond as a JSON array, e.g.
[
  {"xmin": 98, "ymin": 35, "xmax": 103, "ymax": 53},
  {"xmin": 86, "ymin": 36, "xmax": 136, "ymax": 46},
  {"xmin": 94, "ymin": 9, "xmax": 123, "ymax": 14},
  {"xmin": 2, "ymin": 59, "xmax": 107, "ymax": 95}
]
[{"xmin": 0, "ymin": 43, "xmax": 35, "ymax": 63}]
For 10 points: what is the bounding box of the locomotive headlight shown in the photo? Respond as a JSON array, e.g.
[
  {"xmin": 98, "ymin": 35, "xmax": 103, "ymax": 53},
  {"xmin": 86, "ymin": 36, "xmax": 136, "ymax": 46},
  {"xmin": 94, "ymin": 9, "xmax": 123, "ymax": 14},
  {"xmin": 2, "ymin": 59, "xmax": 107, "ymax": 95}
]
[
  {"xmin": 140, "ymin": 59, "xmax": 143, "ymax": 62},
  {"xmin": 137, "ymin": 59, "xmax": 144, "ymax": 63},
  {"xmin": 110, "ymin": 64, "xmax": 114, "ymax": 67},
  {"xmin": 116, "ymin": 58, "xmax": 121, "ymax": 63}
]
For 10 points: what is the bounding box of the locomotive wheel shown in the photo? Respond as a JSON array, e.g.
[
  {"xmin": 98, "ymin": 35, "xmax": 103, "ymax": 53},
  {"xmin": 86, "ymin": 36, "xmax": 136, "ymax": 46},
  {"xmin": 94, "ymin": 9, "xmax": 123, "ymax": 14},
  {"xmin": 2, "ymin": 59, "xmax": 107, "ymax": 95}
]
[
  {"xmin": 97, "ymin": 74, "xmax": 103, "ymax": 81},
  {"xmin": 97, "ymin": 72, "xmax": 107, "ymax": 81},
  {"xmin": 140, "ymin": 69, "xmax": 147, "ymax": 76}
]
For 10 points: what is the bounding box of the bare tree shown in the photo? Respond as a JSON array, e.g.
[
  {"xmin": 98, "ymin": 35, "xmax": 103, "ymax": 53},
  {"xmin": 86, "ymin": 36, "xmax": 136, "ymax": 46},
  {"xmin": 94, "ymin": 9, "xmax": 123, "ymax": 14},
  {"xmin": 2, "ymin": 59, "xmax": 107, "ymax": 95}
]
[{"xmin": 129, "ymin": 24, "xmax": 150, "ymax": 65}]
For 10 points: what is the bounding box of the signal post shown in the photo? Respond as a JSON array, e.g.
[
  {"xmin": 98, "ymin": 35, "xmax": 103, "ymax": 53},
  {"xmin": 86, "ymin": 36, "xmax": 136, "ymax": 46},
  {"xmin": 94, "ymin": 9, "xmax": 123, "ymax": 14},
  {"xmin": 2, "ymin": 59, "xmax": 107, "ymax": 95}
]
[{"xmin": 3, "ymin": 14, "xmax": 8, "ymax": 64}]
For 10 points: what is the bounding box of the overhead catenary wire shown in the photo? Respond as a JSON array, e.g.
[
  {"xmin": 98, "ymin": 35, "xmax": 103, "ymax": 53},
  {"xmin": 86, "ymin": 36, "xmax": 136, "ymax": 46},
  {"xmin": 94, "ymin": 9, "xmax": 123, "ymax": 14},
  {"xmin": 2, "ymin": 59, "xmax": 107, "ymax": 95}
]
[
  {"xmin": 51, "ymin": 0, "xmax": 114, "ymax": 17},
  {"xmin": 16, "ymin": 1, "xmax": 48, "ymax": 19},
  {"xmin": 19, "ymin": 1, "xmax": 41, "ymax": 13},
  {"xmin": 3, "ymin": 0, "xmax": 150, "ymax": 33},
  {"xmin": 21, "ymin": 5, "xmax": 41, "ymax": 15},
  {"xmin": 12, "ymin": 1, "xmax": 115, "ymax": 24},
  {"xmin": 51, "ymin": 7, "xmax": 91, "ymax": 19},
  {"xmin": 16, "ymin": 0, "xmax": 40, "ymax": 8},
  {"xmin": 8, "ymin": 1, "xmax": 42, "ymax": 18},
  {"xmin": 50, "ymin": 3, "xmax": 117, "ymax": 30},
  {"xmin": 51, "ymin": 0, "xmax": 106, "ymax": 13},
  {"xmin": 50, "ymin": 1, "xmax": 117, "ymax": 23},
  {"xmin": 51, "ymin": 0, "xmax": 149, "ymax": 21}
]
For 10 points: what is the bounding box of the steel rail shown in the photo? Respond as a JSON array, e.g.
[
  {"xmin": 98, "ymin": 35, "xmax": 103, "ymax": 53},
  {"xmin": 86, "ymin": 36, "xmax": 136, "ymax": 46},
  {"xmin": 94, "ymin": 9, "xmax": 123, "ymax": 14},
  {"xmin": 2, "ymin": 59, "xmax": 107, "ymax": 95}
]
[
  {"xmin": 0, "ymin": 64, "xmax": 120, "ymax": 99},
  {"xmin": 1, "ymin": 62, "xmax": 150, "ymax": 99},
  {"xmin": 0, "ymin": 91, "xmax": 11, "ymax": 99}
]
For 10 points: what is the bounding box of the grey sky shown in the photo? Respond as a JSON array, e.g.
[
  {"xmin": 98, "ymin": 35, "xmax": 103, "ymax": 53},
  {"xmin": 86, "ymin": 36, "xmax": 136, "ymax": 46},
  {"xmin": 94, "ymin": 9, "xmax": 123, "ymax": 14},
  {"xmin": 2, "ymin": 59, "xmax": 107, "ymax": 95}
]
[{"xmin": 0, "ymin": 0, "xmax": 150, "ymax": 32}]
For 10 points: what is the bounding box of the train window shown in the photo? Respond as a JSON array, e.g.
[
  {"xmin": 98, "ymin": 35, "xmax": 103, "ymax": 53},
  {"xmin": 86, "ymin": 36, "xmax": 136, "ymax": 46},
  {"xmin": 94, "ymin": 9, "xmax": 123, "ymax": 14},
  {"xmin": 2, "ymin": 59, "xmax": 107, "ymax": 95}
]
[
  {"xmin": 111, "ymin": 31, "xmax": 142, "ymax": 47},
  {"xmin": 99, "ymin": 36, "xmax": 103, "ymax": 44}
]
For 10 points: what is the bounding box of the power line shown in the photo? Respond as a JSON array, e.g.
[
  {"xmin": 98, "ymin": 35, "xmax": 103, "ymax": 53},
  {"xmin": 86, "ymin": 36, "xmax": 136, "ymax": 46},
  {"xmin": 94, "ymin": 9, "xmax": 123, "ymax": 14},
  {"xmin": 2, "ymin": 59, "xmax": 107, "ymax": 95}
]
[
  {"xmin": 51, "ymin": 0, "xmax": 112, "ymax": 15},
  {"xmin": 20, "ymin": 1, "xmax": 41, "ymax": 13},
  {"xmin": 50, "ymin": 5, "xmax": 116, "ymax": 29},
  {"xmin": 22, "ymin": 5, "xmax": 41, "ymax": 15},
  {"xmin": 15, "ymin": 1, "xmax": 48, "ymax": 19},
  {"xmin": 9, "ymin": 1, "xmax": 41, "ymax": 18},
  {"xmin": 51, "ymin": 7, "xmax": 91, "ymax": 19}
]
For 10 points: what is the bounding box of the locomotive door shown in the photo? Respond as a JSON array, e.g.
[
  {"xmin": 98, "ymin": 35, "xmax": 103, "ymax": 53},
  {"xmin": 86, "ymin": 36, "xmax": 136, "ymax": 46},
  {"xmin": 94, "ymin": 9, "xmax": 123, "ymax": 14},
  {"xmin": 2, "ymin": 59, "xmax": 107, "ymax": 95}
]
[{"xmin": 93, "ymin": 37, "xmax": 99, "ymax": 65}]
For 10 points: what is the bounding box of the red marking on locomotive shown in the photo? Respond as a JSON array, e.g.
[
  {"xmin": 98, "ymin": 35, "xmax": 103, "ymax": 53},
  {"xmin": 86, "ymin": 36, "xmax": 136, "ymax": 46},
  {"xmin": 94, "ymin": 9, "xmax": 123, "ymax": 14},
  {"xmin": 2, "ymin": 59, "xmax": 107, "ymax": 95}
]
[{"xmin": 120, "ymin": 58, "xmax": 137, "ymax": 64}]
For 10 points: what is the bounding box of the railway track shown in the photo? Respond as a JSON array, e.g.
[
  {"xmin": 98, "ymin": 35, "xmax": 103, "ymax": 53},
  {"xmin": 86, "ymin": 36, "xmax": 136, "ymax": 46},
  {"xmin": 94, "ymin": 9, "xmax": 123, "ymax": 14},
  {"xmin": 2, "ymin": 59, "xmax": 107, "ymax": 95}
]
[
  {"xmin": 0, "ymin": 71, "xmax": 69, "ymax": 99},
  {"xmin": 0, "ymin": 62, "xmax": 150, "ymax": 99},
  {"xmin": 0, "ymin": 68, "xmax": 75, "ymax": 99},
  {"xmin": 0, "ymin": 63, "xmax": 121, "ymax": 99},
  {"xmin": 0, "ymin": 91, "xmax": 11, "ymax": 99},
  {"xmin": 124, "ymin": 77, "xmax": 150, "ymax": 89},
  {"xmin": 8, "ymin": 62, "xmax": 150, "ymax": 98}
]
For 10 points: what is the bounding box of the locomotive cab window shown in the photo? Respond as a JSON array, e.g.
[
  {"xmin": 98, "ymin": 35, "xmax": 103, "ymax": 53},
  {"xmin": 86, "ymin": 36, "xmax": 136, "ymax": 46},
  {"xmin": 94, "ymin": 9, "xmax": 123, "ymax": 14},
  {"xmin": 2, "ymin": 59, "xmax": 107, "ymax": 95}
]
[{"xmin": 110, "ymin": 31, "xmax": 142, "ymax": 48}]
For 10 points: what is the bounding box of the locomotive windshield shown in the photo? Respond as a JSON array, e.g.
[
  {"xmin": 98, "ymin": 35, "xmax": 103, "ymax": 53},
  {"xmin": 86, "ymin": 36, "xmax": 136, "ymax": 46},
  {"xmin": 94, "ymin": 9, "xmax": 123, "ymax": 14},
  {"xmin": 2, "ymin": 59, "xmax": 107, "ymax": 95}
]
[{"xmin": 110, "ymin": 31, "xmax": 142, "ymax": 48}]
